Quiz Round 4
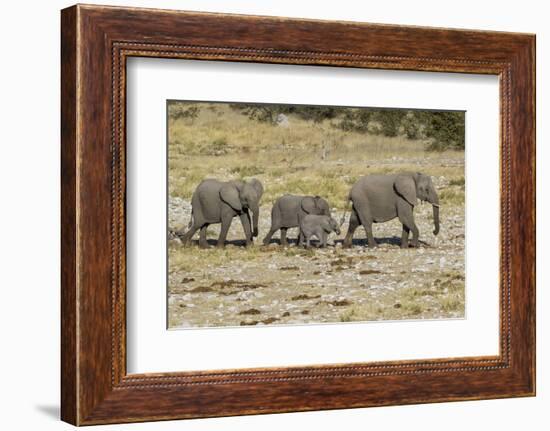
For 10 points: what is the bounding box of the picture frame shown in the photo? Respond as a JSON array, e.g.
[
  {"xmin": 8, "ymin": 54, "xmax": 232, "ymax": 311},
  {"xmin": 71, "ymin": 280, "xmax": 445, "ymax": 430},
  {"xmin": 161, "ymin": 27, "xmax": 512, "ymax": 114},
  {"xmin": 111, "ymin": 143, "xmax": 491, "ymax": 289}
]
[{"xmin": 61, "ymin": 4, "xmax": 535, "ymax": 425}]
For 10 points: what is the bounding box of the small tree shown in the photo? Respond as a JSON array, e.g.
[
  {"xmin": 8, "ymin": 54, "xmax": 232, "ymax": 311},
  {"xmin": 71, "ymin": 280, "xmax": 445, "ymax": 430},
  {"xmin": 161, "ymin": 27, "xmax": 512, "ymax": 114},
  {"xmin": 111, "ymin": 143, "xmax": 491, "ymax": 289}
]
[
  {"xmin": 375, "ymin": 110, "xmax": 406, "ymax": 137},
  {"xmin": 402, "ymin": 112, "xmax": 423, "ymax": 139},
  {"xmin": 424, "ymin": 111, "xmax": 465, "ymax": 151},
  {"xmin": 168, "ymin": 103, "xmax": 199, "ymax": 121},
  {"xmin": 336, "ymin": 108, "xmax": 372, "ymax": 132}
]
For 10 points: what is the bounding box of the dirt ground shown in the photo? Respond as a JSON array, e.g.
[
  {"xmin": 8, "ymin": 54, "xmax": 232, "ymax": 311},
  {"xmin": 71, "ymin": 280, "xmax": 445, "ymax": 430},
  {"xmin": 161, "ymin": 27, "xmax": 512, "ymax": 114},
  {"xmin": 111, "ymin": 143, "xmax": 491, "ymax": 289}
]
[{"xmin": 168, "ymin": 168, "xmax": 464, "ymax": 329}]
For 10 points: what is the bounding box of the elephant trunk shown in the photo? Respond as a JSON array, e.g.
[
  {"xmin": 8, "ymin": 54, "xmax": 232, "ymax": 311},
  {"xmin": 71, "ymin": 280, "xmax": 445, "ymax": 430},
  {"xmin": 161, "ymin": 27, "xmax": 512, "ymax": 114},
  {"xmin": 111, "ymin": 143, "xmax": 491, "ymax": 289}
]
[
  {"xmin": 432, "ymin": 204, "xmax": 440, "ymax": 236},
  {"xmin": 251, "ymin": 204, "xmax": 260, "ymax": 238},
  {"xmin": 427, "ymin": 185, "xmax": 440, "ymax": 236}
]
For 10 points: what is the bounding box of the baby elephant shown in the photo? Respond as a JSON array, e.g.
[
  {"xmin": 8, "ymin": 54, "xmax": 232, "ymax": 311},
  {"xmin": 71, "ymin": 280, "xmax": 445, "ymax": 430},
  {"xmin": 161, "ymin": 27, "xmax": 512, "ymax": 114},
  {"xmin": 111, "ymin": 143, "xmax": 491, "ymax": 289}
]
[
  {"xmin": 263, "ymin": 195, "xmax": 331, "ymax": 246},
  {"xmin": 299, "ymin": 215, "xmax": 341, "ymax": 248}
]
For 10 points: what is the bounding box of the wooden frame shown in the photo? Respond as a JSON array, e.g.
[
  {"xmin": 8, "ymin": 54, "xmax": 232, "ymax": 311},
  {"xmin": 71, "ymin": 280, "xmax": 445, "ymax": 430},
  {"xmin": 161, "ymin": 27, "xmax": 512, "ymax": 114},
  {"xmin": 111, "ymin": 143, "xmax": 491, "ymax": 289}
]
[{"xmin": 61, "ymin": 4, "xmax": 535, "ymax": 425}]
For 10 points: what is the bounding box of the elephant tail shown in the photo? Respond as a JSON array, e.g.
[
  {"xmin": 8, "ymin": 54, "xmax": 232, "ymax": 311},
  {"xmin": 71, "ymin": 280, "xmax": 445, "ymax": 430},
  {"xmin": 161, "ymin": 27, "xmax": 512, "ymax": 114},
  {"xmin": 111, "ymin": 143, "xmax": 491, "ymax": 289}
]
[
  {"xmin": 187, "ymin": 210, "xmax": 194, "ymax": 230},
  {"xmin": 172, "ymin": 207, "xmax": 195, "ymax": 241}
]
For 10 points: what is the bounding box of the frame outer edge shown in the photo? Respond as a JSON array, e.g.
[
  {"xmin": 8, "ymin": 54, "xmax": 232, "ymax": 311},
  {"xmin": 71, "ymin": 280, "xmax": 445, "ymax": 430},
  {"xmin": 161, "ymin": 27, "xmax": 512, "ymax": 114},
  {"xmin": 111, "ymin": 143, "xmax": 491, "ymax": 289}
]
[
  {"xmin": 526, "ymin": 35, "xmax": 536, "ymax": 395},
  {"xmin": 61, "ymin": 4, "xmax": 536, "ymax": 424},
  {"xmin": 524, "ymin": 34, "xmax": 536, "ymax": 394},
  {"xmin": 61, "ymin": 5, "xmax": 79, "ymax": 426},
  {"xmin": 507, "ymin": 35, "xmax": 536, "ymax": 395},
  {"xmin": 531, "ymin": 35, "xmax": 536, "ymax": 396}
]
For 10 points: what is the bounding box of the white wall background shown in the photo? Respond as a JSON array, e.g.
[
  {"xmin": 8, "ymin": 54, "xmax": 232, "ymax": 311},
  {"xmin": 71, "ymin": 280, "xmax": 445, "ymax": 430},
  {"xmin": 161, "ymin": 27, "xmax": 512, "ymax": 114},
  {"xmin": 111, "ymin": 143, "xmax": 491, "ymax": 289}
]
[{"xmin": 0, "ymin": 0, "xmax": 545, "ymax": 429}]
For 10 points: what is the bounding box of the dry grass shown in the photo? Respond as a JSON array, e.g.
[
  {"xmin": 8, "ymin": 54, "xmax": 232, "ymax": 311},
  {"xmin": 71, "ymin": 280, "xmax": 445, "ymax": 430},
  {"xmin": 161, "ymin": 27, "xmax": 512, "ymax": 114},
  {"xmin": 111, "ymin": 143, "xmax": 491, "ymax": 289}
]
[
  {"xmin": 168, "ymin": 103, "xmax": 464, "ymax": 209},
  {"xmin": 337, "ymin": 270, "xmax": 465, "ymax": 322}
]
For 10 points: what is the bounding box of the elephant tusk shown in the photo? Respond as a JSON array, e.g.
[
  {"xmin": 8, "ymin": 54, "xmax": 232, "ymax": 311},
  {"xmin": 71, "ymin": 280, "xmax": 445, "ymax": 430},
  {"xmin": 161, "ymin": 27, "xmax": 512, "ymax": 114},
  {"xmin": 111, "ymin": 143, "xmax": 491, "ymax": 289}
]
[{"xmin": 431, "ymin": 203, "xmax": 440, "ymax": 208}]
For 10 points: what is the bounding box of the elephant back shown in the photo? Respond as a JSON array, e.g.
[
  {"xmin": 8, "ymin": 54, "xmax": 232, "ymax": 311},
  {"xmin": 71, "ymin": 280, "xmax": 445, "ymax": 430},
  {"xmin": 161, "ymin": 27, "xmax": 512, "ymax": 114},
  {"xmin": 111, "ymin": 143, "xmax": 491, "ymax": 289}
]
[{"xmin": 301, "ymin": 195, "xmax": 330, "ymax": 216}]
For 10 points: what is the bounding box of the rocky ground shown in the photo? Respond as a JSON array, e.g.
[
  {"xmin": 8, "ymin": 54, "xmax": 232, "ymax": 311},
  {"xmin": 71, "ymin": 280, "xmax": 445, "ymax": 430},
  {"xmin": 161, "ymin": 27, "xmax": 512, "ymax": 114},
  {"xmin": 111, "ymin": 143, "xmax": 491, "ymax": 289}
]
[{"xmin": 167, "ymin": 183, "xmax": 465, "ymax": 329}]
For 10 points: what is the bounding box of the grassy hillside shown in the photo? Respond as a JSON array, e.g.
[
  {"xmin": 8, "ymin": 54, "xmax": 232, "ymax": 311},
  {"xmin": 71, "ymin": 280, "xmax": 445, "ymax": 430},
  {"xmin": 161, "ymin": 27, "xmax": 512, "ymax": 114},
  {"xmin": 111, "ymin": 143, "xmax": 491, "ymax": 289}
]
[{"xmin": 168, "ymin": 102, "xmax": 464, "ymax": 210}]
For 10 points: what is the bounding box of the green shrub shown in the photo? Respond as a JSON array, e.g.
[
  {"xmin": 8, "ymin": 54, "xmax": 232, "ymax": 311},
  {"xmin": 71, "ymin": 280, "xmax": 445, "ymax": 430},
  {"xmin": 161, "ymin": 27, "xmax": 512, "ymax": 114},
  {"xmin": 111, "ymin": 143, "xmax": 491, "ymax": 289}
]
[
  {"xmin": 423, "ymin": 111, "xmax": 465, "ymax": 151},
  {"xmin": 168, "ymin": 103, "xmax": 199, "ymax": 121},
  {"xmin": 449, "ymin": 177, "xmax": 465, "ymax": 186},
  {"xmin": 229, "ymin": 165, "xmax": 264, "ymax": 177},
  {"xmin": 402, "ymin": 113, "xmax": 423, "ymax": 139},
  {"xmin": 337, "ymin": 109, "xmax": 372, "ymax": 132},
  {"xmin": 200, "ymin": 138, "xmax": 228, "ymax": 156},
  {"xmin": 375, "ymin": 110, "xmax": 406, "ymax": 137}
]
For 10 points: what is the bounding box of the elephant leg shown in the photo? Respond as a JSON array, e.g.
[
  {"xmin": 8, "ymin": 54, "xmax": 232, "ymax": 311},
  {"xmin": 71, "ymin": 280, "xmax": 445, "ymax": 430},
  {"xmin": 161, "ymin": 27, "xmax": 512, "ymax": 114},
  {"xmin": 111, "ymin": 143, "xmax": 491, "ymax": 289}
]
[
  {"xmin": 363, "ymin": 223, "xmax": 376, "ymax": 248},
  {"xmin": 239, "ymin": 212, "xmax": 253, "ymax": 246},
  {"xmin": 410, "ymin": 224, "xmax": 420, "ymax": 247},
  {"xmin": 343, "ymin": 208, "xmax": 360, "ymax": 248},
  {"xmin": 198, "ymin": 224, "xmax": 209, "ymax": 248},
  {"xmin": 311, "ymin": 230, "xmax": 319, "ymax": 248},
  {"xmin": 320, "ymin": 231, "xmax": 328, "ymax": 248},
  {"xmin": 180, "ymin": 224, "xmax": 200, "ymax": 246},
  {"xmin": 217, "ymin": 215, "xmax": 233, "ymax": 248},
  {"xmin": 408, "ymin": 224, "xmax": 419, "ymax": 248},
  {"xmin": 280, "ymin": 228, "xmax": 288, "ymax": 247},
  {"xmin": 297, "ymin": 229, "xmax": 306, "ymax": 247},
  {"xmin": 400, "ymin": 225, "xmax": 410, "ymax": 249},
  {"xmin": 397, "ymin": 201, "xmax": 419, "ymax": 247},
  {"xmin": 305, "ymin": 235, "xmax": 311, "ymax": 249},
  {"xmin": 353, "ymin": 202, "xmax": 376, "ymax": 248},
  {"xmin": 263, "ymin": 226, "xmax": 279, "ymax": 245}
]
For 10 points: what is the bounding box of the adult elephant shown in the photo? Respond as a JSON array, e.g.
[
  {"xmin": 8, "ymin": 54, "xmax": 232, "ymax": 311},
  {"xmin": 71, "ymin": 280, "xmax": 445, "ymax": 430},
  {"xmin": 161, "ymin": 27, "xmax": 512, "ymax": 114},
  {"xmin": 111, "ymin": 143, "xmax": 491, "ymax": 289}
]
[
  {"xmin": 178, "ymin": 178, "xmax": 264, "ymax": 248},
  {"xmin": 263, "ymin": 195, "xmax": 331, "ymax": 246},
  {"xmin": 342, "ymin": 172, "xmax": 440, "ymax": 248}
]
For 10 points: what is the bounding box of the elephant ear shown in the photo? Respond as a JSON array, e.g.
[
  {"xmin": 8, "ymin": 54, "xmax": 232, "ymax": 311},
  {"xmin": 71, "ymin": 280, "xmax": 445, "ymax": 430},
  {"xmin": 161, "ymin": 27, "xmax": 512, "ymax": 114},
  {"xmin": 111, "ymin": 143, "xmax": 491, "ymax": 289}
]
[
  {"xmin": 301, "ymin": 196, "xmax": 318, "ymax": 214},
  {"xmin": 394, "ymin": 175, "xmax": 417, "ymax": 207},
  {"xmin": 248, "ymin": 178, "xmax": 264, "ymax": 199},
  {"xmin": 220, "ymin": 184, "xmax": 242, "ymax": 212},
  {"xmin": 317, "ymin": 197, "xmax": 330, "ymax": 215}
]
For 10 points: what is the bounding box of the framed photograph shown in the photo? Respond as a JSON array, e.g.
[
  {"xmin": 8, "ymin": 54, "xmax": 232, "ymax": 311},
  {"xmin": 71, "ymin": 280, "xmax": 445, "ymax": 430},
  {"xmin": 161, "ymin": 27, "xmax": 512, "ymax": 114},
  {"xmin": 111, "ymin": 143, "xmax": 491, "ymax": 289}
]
[{"xmin": 61, "ymin": 4, "xmax": 535, "ymax": 425}]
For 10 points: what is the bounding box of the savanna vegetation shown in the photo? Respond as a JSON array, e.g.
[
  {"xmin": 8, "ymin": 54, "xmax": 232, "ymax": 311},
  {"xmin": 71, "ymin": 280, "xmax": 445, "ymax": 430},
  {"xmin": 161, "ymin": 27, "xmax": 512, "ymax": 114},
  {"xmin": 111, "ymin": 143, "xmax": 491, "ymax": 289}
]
[
  {"xmin": 168, "ymin": 102, "xmax": 465, "ymax": 209},
  {"xmin": 167, "ymin": 101, "xmax": 465, "ymax": 328}
]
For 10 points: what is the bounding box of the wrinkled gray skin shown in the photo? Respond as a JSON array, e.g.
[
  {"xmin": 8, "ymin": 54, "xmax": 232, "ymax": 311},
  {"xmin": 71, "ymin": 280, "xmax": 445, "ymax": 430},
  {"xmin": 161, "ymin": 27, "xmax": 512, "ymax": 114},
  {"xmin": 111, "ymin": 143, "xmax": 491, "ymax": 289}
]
[
  {"xmin": 263, "ymin": 195, "xmax": 331, "ymax": 246},
  {"xmin": 343, "ymin": 172, "xmax": 440, "ymax": 249},
  {"xmin": 299, "ymin": 214, "xmax": 341, "ymax": 248},
  {"xmin": 178, "ymin": 178, "xmax": 264, "ymax": 248}
]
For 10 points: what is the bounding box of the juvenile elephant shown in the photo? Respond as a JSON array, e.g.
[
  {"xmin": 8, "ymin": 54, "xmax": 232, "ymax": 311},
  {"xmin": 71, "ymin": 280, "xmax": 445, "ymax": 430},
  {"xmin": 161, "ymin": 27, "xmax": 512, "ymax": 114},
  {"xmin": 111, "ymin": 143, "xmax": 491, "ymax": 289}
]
[
  {"xmin": 178, "ymin": 178, "xmax": 264, "ymax": 248},
  {"xmin": 342, "ymin": 172, "xmax": 440, "ymax": 248},
  {"xmin": 299, "ymin": 214, "xmax": 341, "ymax": 248},
  {"xmin": 262, "ymin": 195, "xmax": 331, "ymax": 246}
]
